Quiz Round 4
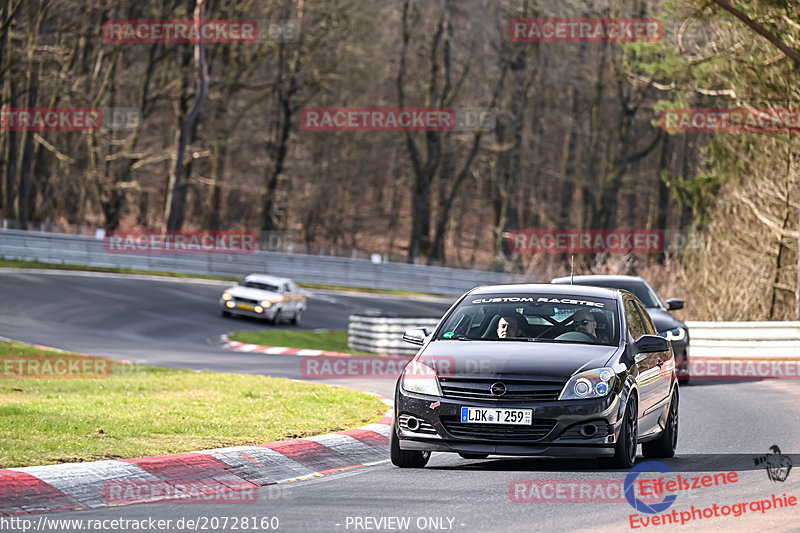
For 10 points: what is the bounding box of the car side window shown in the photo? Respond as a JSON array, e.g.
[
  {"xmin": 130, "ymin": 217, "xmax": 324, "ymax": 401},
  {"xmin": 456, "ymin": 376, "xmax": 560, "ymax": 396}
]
[
  {"xmin": 625, "ymin": 299, "xmax": 647, "ymax": 341},
  {"xmin": 634, "ymin": 301, "xmax": 657, "ymax": 335}
]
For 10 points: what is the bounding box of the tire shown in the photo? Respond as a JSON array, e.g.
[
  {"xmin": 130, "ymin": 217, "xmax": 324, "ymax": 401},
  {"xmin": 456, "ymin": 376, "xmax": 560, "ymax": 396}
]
[
  {"xmin": 642, "ymin": 390, "xmax": 678, "ymax": 459},
  {"xmin": 290, "ymin": 308, "xmax": 303, "ymax": 325},
  {"xmin": 390, "ymin": 424, "xmax": 430, "ymax": 468},
  {"xmin": 221, "ymin": 309, "xmax": 231, "ymax": 317},
  {"xmin": 609, "ymin": 394, "xmax": 638, "ymax": 469},
  {"xmin": 458, "ymin": 453, "xmax": 488, "ymax": 460},
  {"xmin": 269, "ymin": 308, "xmax": 281, "ymax": 325}
]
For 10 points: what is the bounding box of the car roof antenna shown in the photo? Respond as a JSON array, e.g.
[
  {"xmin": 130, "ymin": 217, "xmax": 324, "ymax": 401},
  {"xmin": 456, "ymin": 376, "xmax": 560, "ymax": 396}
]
[{"xmin": 570, "ymin": 254, "xmax": 574, "ymax": 285}]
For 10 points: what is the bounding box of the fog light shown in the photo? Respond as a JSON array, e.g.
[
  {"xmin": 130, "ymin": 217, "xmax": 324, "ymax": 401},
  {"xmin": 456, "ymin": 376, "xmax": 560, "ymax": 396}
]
[
  {"xmin": 254, "ymin": 306, "xmax": 264, "ymax": 313},
  {"xmin": 225, "ymin": 301, "xmax": 235, "ymax": 308}
]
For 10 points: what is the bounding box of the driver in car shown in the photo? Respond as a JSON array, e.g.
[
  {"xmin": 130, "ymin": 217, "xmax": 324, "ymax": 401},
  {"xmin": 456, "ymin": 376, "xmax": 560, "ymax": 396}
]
[
  {"xmin": 573, "ymin": 309, "xmax": 598, "ymax": 340},
  {"xmin": 497, "ymin": 315, "xmax": 524, "ymax": 339}
]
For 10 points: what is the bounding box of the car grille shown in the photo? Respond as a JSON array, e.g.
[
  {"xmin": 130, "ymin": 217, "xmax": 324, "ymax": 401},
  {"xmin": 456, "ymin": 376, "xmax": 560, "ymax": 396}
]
[
  {"xmin": 398, "ymin": 414, "xmax": 438, "ymax": 436},
  {"xmin": 439, "ymin": 416, "xmax": 557, "ymax": 441},
  {"xmin": 234, "ymin": 297, "xmax": 259, "ymax": 305},
  {"xmin": 438, "ymin": 378, "xmax": 563, "ymax": 402}
]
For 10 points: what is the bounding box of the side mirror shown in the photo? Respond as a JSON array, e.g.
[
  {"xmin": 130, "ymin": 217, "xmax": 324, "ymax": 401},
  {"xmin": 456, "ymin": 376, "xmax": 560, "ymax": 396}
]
[
  {"xmin": 402, "ymin": 328, "xmax": 429, "ymax": 346},
  {"xmin": 635, "ymin": 334, "xmax": 670, "ymax": 354},
  {"xmin": 665, "ymin": 298, "xmax": 684, "ymax": 311}
]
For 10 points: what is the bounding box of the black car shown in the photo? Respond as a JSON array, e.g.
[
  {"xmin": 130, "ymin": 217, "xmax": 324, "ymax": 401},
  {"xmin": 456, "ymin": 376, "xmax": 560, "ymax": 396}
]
[
  {"xmin": 391, "ymin": 284, "xmax": 679, "ymax": 469},
  {"xmin": 551, "ymin": 275, "xmax": 689, "ymax": 383}
]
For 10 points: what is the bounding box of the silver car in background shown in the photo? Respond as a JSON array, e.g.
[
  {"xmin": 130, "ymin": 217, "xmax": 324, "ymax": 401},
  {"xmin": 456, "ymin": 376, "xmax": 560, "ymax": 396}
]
[{"xmin": 220, "ymin": 274, "xmax": 306, "ymax": 325}]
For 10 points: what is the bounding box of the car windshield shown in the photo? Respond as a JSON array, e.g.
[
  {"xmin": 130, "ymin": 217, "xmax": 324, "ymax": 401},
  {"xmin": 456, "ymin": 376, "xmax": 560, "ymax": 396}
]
[
  {"xmin": 436, "ymin": 293, "xmax": 619, "ymax": 346},
  {"xmin": 238, "ymin": 280, "xmax": 280, "ymax": 292}
]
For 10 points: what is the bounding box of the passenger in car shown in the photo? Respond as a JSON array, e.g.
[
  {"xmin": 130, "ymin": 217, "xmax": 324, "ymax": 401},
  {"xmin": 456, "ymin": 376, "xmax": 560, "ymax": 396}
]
[{"xmin": 497, "ymin": 314, "xmax": 524, "ymax": 339}]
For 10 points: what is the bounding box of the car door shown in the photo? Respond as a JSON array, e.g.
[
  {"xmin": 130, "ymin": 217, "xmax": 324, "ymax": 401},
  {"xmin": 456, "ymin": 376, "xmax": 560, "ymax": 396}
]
[
  {"xmin": 290, "ymin": 281, "xmax": 306, "ymax": 311},
  {"xmin": 634, "ymin": 299, "xmax": 672, "ymax": 414},
  {"xmin": 624, "ymin": 297, "xmax": 661, "ymax": 436},
  {"xmin": 282, "ymin": 283, "xmax": 295, "ymax": 313},
  {"xmin": 283, "ymin": 283, "xmax": 300, "ymax": 316}
]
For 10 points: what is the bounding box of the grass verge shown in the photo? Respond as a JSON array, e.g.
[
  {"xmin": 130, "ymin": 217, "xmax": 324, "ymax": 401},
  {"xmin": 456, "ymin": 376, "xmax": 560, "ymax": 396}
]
[
  {"xmin": 0, "ymin": 341, "xmax": 387, "ymax": 468},
  {"xmin": 228, "ymin": 329, "xmax": 379, "ymax": 355}
]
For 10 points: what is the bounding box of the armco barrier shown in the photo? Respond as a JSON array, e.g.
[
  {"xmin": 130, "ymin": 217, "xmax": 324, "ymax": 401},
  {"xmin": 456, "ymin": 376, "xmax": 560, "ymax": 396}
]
[
  {"xmin": 0, "ymin": 229, "xmax": 529, "ymax": 295},
  {"xmin": 685, "ymin": 321, "xmax": 800, "ymax": 358},
  {"xmin": 348, "ymin": 317, "xmax": 800, "ymax": 357},
  {"xmin": 348, "ymin": 315, "xmax": 441, "ymax": 355}
]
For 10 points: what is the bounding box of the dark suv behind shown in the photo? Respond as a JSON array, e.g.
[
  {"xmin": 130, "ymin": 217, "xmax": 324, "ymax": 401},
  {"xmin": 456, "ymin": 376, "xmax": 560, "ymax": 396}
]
[{"xmin": 551, "ymin": 275, "xmax": 689, "ymax": 383}]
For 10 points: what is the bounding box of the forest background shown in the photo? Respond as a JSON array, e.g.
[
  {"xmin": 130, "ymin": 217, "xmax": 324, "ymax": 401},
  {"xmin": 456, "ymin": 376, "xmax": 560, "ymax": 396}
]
[{"xmin": 1, "ymin": 0, "xmax": 798, "ymax": 321}]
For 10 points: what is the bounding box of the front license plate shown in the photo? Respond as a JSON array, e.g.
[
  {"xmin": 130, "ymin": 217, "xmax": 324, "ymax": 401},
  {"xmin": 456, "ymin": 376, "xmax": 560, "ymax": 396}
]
[
  {"xmin": 237, "ymin": 303, "xmax": 254, "ymax": 311},
  {"xmin": 460, "ymin": 407, "xmax": 532, "ymax": 425}
]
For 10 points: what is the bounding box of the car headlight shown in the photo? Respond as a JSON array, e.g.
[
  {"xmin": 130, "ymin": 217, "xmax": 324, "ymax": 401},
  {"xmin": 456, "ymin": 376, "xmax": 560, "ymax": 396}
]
[
  {"xmin": 400, "ymin": 361, "xmax": 441, "ymax": 396},
  {"xmin": 559, "ymin": 367, "xmax": 615, "ymax": 400},
  {"xmin": 661, "ymin": 327, "xmax": 686, "ymax": 342},
  {"xmin": 222, "ymin": 292, "xmax": 232, "ymax": 301},
  {"xmin": 261, "ymin": 300, "xmax": 273, "ymax": 308}
]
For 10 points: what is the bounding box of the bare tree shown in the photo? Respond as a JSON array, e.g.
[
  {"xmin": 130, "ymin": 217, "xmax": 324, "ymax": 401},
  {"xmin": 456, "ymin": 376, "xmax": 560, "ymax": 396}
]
[{"xmin": 163, "ymin": 0, "xmax": 209, "ymax": 230}]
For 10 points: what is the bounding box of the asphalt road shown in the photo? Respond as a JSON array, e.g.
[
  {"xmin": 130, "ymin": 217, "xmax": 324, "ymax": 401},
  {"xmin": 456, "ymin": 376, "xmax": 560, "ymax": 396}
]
[
  {"xmin": 1, "ymin": 269, "xmax": 798, "ymax": 533},
  {"xmin": 0, "ymin": 269, "xmax": 453, "ymax": 396}
]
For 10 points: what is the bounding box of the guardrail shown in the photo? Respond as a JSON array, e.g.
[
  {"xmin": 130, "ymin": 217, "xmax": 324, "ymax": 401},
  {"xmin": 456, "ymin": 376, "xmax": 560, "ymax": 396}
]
[
  {"xmin": 348, "ymin": 315, "xmax": 441, "ymax": 355},
  {"xmin": 0, "ymin": 229, "xmax": 529, "ymax": 294},
  {"xmin": 685, "ymin": 321, "xmax": 800, "ymax": 358},
  {"xmin": 349, "ymin": 316, "xmax": 800, "ymax": 358}
]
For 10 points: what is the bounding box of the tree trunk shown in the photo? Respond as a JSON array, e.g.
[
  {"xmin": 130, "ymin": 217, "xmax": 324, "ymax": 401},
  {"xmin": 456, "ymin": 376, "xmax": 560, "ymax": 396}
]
[
  {"xmin": 581, "ymin": 41, "xmax": 608, "ymax": 234},
  {"xmin": 18, "ymin": 61, "xmax": 38, "ymax": 229},
  {"xmin": 261, "ymin": 89, "xmax": 293, "ymax": 231},
  {"xmin": 399, "ymin": 0, "xmax": 446, "ymax": 263},
  {"xmin": 103, "ymin": 43, "xmax": 157, "ymax": 231},
  {"xmin": 3, "ymin": 76, "xmax": 17, "ymax": 220},
  {"xmin": 261, "ymin": 1, "xmax": 305, "ymax": 232},
  {"xmin": 207, "ymin": 137, "xmax": 226, "ymax": 231},
  {"xmin": 794, "ymin": 134, "xmax": 800, "ymax": 322},
  {"xmin": 164, "ymin": 0, "xmax": 209, "ymax": 231}
]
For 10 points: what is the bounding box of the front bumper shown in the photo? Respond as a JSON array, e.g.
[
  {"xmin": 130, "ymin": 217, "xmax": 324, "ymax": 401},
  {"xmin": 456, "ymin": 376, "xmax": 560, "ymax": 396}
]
[
  {"xmin": 395, "ymin": 388, "xmax": 624, "ymax": 457},
  {"xmin": 220, "ymin": 300, "xmax": 281, "ymax": 320}
]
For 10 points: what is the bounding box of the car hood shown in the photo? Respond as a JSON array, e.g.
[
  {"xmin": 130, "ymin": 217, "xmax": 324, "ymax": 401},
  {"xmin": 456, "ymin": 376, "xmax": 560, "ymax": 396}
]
[
  {"xmin": 645, "ymin": 308, "xmax": 686, "ymax": 333},
  {"xmin": 224, "ymin": 286, "xmax": 282, "ymax": 300},
  {"xmin": 417, "ymin": 341, "xmax": 620, "ymax": 381}
]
